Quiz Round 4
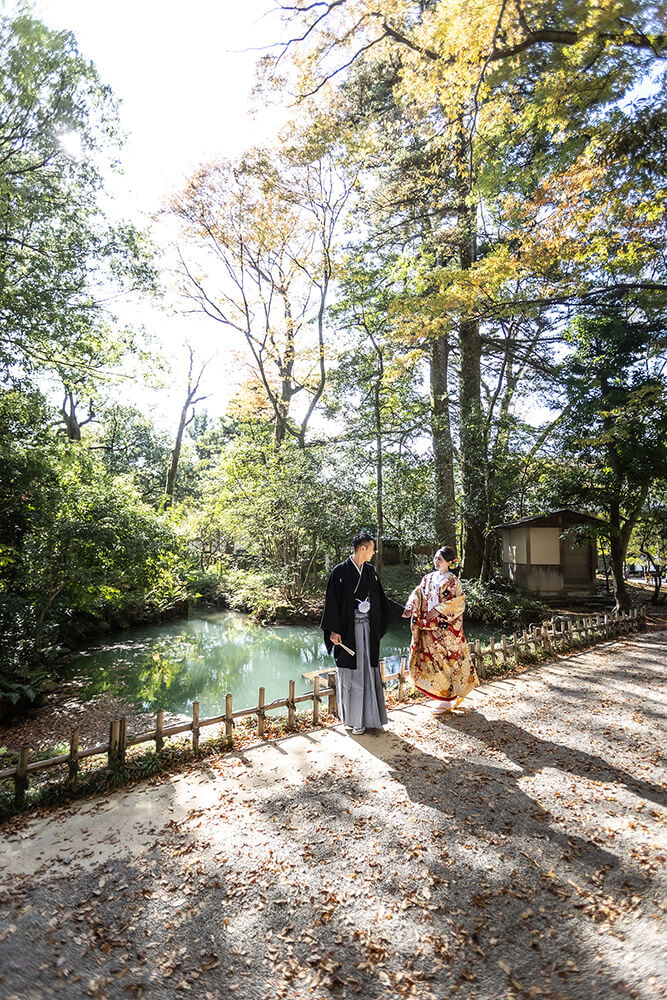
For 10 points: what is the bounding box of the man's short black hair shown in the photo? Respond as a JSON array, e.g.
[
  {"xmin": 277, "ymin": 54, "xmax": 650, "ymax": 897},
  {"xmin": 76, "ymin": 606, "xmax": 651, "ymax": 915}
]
[{"xmin": 353, "ymin": 532, "xmax": 375, "ymax": 551}]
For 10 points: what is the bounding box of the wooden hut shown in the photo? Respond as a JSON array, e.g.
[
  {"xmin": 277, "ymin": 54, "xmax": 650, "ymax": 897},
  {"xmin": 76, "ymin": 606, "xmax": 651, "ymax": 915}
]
[{"xmin": 494, "ymin": 509, "xmax": 599, "ymax": 595}]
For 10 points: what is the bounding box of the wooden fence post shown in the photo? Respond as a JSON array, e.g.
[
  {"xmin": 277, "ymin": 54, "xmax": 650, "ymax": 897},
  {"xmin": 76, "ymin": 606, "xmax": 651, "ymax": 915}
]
[
  {"xmin": 15, "ymin": 745, "xmax": 29, "ymax": 808},
  {"xmin": 379, "ymin": 659, "xmax": 387, "ymax": 691},
  {"xmin": 258, "ymin": 687, "xmax": 266, "ymax": 737},
  {"xmin": 512, "ymin": 632, "xmax": 519, "ymax": 665},
  {"xmin": 108, "ymin": 719, "xmax": 125, "ymax": 768},
  {"xmin": 312, "ymin": 677, "xmax": 320, "ymax": 726},
  {"xmin": 68, "ymin": 728, "xmax": 79, "ymax": 785},
  {"xmin": 542, "ymin": 622, "xmax": 553, "ymax": 656},
  {"xmin": 119, "ymin": 717, "xmax": 127, "ymax": 767},
  {"xmin": 489, "ymin": 636, "xmax": 497, "ymax": 672},
  {"xmin": 155, "ymin": 709, "xmax": 164, "ymax": 753},
  {"xmin": 192, "ymin": 701, "xmax": 200, "ymax": 754},
  {"xmin": 531, "ymin": 625, "xmax": 540, "ymax": 656},
  {"xmin": 565, "ymin": 619, "xmax": 572, "ymax": 648},
  {"xmin": 501, "ymin": 634, "xmax": 509, "ymax": 668},
  {"xmin": 603, "ymin": 613, "xmax": 609, "ymax": 638},
  {"xmin": 327, "ymin": 672, "xmax": 337, "ymax": 716},
  {"xmin": 474, "ymin": 639, "xmax": 484, "ymax": 679},
  {"xmin": 108, "ymin": 720, "xmax": 117, "ymax": 767},
  {"xmin": 398, "ymin": 656, "xmax": 407, "ymax": 701},
  {"xmin": 225, "ymin": 693, "xmax": 233, "ymax": 745},
  {"xmin": 288, "ymin": 679, "xmax": 296, "ymax": 730}
]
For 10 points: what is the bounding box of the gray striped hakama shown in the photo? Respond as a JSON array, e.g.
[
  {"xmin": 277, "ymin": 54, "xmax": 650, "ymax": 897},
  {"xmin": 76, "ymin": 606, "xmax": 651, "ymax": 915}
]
[{"xmin": 336, "ymin": 610, "xmax": 388, "ymax": 731}]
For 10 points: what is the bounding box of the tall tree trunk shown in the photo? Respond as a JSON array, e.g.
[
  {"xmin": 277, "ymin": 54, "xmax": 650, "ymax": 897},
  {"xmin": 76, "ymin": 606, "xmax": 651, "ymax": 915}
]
[
  {"xmin": 165, "ymin": 347, "xmax": 208, "ymax": 508},
  {"xmin": 608, "ymin": 488, "xmax": 646, "ymax": 612},
  {"xmin": 456, "ymin": 131, "xmax": 485, "ymax": 578},
  {"xmin": 369, "ymin": 332, "xmax": 384, "ymax": 569},
  {"xmin": 601, "ymin": 381, "xmax": 646, "ymax": 611},
  {"xmin": 430, "ymin": 334, "xmax": 456, "ymax": 545},
  {"xmin": 609, "ymin": 528, "xmax": 632, "ymax": 612},
  {"xmin": 276, "ymin": 291, "xmax": 296, "ymax": 447},
  {"xmin": 165, "ymin": 404, "xmax": 188, "ymax": 508}
]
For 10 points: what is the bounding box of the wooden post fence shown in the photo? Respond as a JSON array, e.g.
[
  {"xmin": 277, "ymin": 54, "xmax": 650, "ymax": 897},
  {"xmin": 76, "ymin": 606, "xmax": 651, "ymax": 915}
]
[
  {"xmin": 288, "ymin": 680, "xmax": 296, "ymax": 730},
  {"xmin": 312, "ymin": 677, "xmax": 320, "ymax": 726},
  {"xmin": 155, "ymin": 709, "xmax": 164, "ymax": 753},
  {"xmin": 192, "ymin": 701, "xmax": 200, "ymax": 754},
  {"xmin": 1, "ymin": 603, "xmax": 651, "ymax": 808},
  {"xmin": 398, "ymin": 656, "xmax": 407, "ymax": 701},
  {"xmin": 258, "ymin": 687, "xmax": 266, "ymax": 737},
  {"xmin": 15, "ymin": 745, "xmax": 29, "ymax": 807},
  {"xmin": 225, "ymin": 693, "xmax": 233, "ymax": 744},
  {"xmin": 108, "ymin": 718, "xmax": 126, "ymax": 768}
]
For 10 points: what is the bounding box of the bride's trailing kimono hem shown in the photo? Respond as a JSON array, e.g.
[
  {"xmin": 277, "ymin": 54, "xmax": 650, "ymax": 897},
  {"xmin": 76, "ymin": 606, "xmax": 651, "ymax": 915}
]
[{"xmin": 414, "ymin": 685, "xmax": 457, "ymax": 702}]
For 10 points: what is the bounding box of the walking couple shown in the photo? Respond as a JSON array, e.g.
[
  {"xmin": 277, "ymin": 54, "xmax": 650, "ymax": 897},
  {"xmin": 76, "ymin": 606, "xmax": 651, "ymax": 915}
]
[{"xmin": 320, "ymin": 532, "xmax": 479, "ymax": 734}]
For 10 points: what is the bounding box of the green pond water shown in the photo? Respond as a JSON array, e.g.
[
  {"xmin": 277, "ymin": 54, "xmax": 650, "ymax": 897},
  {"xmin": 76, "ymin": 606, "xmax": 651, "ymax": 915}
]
[{"xmin": 63, "ymin": 611, "xmax": 494, "ymax": 719}]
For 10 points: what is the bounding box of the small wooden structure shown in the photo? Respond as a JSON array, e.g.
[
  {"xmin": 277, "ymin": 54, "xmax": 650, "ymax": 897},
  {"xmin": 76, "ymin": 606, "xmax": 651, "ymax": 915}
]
[{"xmin": 495, "ymin": 509, "xmax": 599, "ymax": 595}]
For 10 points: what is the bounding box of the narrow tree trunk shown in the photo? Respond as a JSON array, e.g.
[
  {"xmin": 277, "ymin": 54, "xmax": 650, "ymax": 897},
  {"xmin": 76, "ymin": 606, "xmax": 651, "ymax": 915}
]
[
  {"xmin": 370, "ymin": 334, "xmax": 384, "ymax": 569},
  {"xmin": 165, "ymin": 404, "xmax": 188, "ymax": 507},
  {"xmin": 430, "ymin": 335, "xmax": 456, "ymax": 545},
  {"xmin": 165, "ymin": 348, "xmax": 208, "ymax": 508},
  {"xmin": 456, "ymin": 141, "xmax": 486, "ymax": 578},
  {"xmin": 277, "ymin": 291, "xmax": 296, "ymax": 448},
  {"xmin": 609, "ymin": 531, "xmax": 632, "ymax": 611}
]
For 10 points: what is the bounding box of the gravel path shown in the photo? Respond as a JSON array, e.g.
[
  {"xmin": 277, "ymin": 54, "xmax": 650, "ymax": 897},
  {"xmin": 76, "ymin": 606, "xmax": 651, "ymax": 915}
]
[{"xmin": 1, "ymin": 630, "xmax": 665, "ymax": 1000}]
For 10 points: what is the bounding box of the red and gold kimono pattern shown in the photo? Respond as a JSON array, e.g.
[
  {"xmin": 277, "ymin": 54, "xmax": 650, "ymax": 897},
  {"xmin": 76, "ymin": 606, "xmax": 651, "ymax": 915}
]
[{"xmin": 407, "ymin": 572, "xmax": 479, "ymax": 704}]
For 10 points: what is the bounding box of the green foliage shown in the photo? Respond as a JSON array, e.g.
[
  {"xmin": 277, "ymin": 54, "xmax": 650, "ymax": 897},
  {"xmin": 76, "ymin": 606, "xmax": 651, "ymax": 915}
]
[
  {"xmin": 0, "ymin": 11, "xmax": 153, "ymax": 383},
  {"xmin": 0, "ymin": 390, "xmax": 188, "ymax": 702},
  {"xmin": 556, "ymin": 312, "xmax": 667, "ymax": 545},
  {"xmin": 203, "ymin": 430, "xmax": 373, "ymax": 597},
  {"xmin": 462, "ymin": 580, "xmax": 549, "ymax": 629},
  {"xmin": 91, "ymin": 403, "xmax": 172, "ymax": 506}
]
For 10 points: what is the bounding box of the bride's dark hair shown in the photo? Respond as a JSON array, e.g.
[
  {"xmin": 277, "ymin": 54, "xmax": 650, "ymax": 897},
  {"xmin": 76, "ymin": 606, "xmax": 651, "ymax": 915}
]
[{"xmin": 434, "ymin": 545, "xmax": 456, "ymax": 563}]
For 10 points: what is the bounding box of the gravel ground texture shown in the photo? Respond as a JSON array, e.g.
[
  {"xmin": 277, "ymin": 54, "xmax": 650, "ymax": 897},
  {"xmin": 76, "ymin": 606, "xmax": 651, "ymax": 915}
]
[{"xmin": 1, "ymin": 629, "xmax": 665, "ymax": 1000}]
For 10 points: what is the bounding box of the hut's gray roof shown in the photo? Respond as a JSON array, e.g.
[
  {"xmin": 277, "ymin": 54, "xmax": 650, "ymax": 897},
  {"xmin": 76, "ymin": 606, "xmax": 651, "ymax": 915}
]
[{"xmin": 494, "ymin": 509, "xmax": 603, "ymax": 530}]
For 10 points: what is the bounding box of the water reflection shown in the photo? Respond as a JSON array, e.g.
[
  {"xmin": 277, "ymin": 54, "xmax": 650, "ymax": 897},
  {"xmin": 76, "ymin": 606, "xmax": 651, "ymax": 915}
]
[{"xmin": 64, "ymin": 611, "xmax": 493, "ymax": 719}]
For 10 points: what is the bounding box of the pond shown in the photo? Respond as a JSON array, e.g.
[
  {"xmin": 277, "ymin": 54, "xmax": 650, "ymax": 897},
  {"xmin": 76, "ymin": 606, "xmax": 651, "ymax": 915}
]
[{"xmin": 62, "ymin": 611, "xmax": 496, "ymax": 720}]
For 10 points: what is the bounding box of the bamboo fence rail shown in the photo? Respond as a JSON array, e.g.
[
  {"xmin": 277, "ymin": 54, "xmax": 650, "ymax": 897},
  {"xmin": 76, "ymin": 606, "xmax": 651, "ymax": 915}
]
[{"xmin": 0, "ymin": 606, "xmax": 646, "ymax": 807}]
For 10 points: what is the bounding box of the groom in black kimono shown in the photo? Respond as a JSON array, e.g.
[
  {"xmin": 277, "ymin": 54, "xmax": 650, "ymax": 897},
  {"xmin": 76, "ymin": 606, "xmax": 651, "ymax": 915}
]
[{"xmin": 320, "ymin": 532, "xmax": 403, "ymax": 734}]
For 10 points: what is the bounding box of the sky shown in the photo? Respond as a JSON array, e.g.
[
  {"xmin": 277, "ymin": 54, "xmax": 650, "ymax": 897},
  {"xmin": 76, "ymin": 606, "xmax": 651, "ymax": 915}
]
[{"xmin": 5, "ymin": 0, "xmax": 288, "ymax": 428}]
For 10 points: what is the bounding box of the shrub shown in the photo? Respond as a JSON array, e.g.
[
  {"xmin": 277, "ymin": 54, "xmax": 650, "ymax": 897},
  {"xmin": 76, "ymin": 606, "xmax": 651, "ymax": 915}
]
[{"xmin": 461, "ymin": 580, "xmax": 549, "ymax": 628}]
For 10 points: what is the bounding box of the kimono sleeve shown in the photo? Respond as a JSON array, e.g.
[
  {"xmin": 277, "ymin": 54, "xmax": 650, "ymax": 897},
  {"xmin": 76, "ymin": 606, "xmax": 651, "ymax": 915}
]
[
  {"xmin": 320, "ymin": 570, "xmax": 342, "ymax": 653},
  {"xmin": 436, "ymin": 576, "xmax": 466, "ymax": 623},
  {"xmin": 403, "ymin": 584, "xmax": 421, "ymax": 616}
]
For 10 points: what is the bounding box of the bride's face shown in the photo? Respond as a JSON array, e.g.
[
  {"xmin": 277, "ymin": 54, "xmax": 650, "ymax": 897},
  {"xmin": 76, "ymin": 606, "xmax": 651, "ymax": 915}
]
[{"xmin": 433, "ymin": 553, "xmax": 449, "ymax": 572}]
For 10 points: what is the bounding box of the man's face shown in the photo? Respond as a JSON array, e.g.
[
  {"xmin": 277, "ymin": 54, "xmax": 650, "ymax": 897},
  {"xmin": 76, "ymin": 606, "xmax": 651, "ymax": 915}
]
[{"xmin": 361, "ymin": 541, "xmax": 375, "ymax": 563}]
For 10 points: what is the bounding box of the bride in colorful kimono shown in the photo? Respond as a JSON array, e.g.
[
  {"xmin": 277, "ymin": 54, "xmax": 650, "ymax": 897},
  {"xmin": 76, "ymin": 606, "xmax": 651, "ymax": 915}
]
[{"xmin": 403, "ymin": 545, "xmax": 479, "ymax": 716}]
